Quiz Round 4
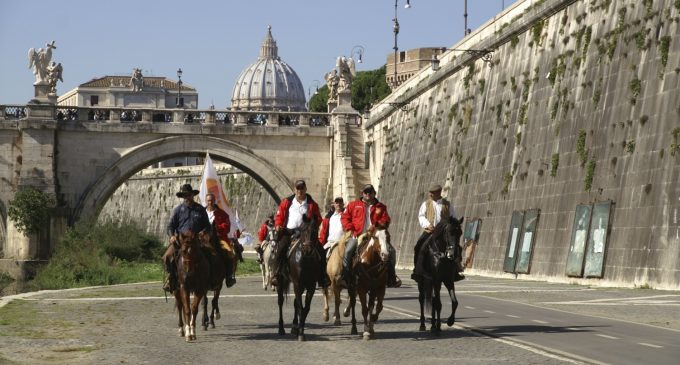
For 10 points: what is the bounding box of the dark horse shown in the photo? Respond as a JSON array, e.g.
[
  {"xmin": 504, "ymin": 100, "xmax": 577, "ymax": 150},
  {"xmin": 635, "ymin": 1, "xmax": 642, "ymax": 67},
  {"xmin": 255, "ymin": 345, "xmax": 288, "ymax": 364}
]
[
  {"xmin": 349, "ymin": 229, "xmax": 389, "ymax": 340},
  {"xmin": 198, "ymin": 230, "xmax": 236, "ymax": 330},
  {"xmin": 272, "ymin": 217, "xmax": 321, "ymax": 341},
  {"xmin": 415, "ymin": 217, "xmax": 464, "ymax": 334},
  {"xmin": 174, "ymin": 231, "xmax": 210, "ymax": 341}
]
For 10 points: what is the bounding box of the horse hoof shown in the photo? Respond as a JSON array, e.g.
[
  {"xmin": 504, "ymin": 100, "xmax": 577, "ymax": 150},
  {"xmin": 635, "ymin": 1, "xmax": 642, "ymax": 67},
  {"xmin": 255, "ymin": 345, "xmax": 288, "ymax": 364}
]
[
  {"xmin": 178, "ymin": 329, "xmax": 184, "ymax": 337},
  {"xmin": 278, "ymin": 329, "xmax": 286, "ymax": 335},
  {"xmin": 343, "ymin": 308, "xmax": 351, "ymax": 317},
  {"xmin": 298, "ymin": 335, "xmax": 306, "ymax": 342},
  {"xmin": 211, "ymin": 324, "xmax": 215, "ymax": 329},
  {"xmin": 351, "ymin": 327, "xmax": 358, "ymax": 335},
  {"xmin": 370, "ymin": 314, "xmax": 379, "ymax": 322},
  {"xmin": 419, "ymin": 324, "xmax": 426, "ymax": 331},
  {"xmin": 291, "ymin": 327, "xmax": 299, "ymax": 336},
  {"xmin": 363, "ymin": 332, "xmax": 371, "ymax": 340},
  {"xmin": 202, "ymin": 325, "xmax": 208, "ymax": 331},
  {"xmin": 216, "ymin": 313, "xmax": 221, "ymax": 320},
  {"xmin": 447, "ymin": 317, "xmax": 455, "ymax": 327},
  {"xmin": 323, "ymin": 312, "xmax": 329, "ymax": 322},
  {"xmin": 334, "ymin": 318, "xmax": 342, "ymax": 326}
]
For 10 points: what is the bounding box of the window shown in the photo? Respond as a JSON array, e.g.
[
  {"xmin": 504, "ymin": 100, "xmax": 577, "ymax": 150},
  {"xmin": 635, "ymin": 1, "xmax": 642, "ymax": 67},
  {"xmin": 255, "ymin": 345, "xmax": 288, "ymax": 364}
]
[
  {"xmin": 399, "ymin": 51, "xmax": 406, "ymax": 62},
  {"xmin": 90, "ymin": 95, "xmax": 99, "ymax": 106}
]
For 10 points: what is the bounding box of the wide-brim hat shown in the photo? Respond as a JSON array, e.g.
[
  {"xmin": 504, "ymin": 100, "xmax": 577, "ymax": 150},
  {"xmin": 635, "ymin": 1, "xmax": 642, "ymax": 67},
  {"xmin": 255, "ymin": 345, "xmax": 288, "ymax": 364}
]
[
  {"xmin": 428, "ymin": 184, "xmax": 443, "ymax": 193},
  {"xmin": 176, "ymin": 183, "xmax": 199, "ymax": 198}
]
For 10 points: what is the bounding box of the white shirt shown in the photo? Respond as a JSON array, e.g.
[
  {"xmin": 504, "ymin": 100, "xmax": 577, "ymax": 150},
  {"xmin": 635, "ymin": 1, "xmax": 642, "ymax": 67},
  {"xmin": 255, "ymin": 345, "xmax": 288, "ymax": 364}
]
[
  {"xmin": 207, "ymin": 209, "xmax": 215, "ymax": 224},
  {"xmin": 327, "ymin": 211, "xmax": 344, "ymax": 242},
  {"xmin": 418, "ymin": 198, "xmax": 457, "ymax": 229},
  {"xmin": 286, "ymin": 197, "xmax": 308, "ymax": 229}
]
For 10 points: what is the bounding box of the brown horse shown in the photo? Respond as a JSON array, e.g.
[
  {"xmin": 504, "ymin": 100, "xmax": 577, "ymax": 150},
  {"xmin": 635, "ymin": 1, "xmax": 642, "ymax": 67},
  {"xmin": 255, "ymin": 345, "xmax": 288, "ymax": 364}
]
[
  {"xmin": 415, "ymin": 217, "xmax": 464, "ymax": 334},
  {"xmin": 198, "ymin": 230, "xmax": 238, "ymax": 330},
  {"xmin": 350, "ymin": 229, "xmax": 389, "ymax": 339},
  {"xmin": 273, "ymin": 217, "xmax": 321, "ymax": 341},
  {"xmin": 174, "ymin": 230, "xmax": 210, "ymax": 341},
  {"xmin": 322, "ymin": 231, "xmax": 356, "ymax": 329}
]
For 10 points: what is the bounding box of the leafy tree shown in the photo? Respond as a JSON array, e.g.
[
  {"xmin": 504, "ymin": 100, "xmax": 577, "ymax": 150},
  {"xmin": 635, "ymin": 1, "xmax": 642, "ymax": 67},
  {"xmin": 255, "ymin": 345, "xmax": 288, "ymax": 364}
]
[
  {"xmin": 8, "ymin": 187, "xmax": 56, "ymax": 234},
  {"xmin": 308, "ymin": 65, "xmax": 391, "ymax": 113}
]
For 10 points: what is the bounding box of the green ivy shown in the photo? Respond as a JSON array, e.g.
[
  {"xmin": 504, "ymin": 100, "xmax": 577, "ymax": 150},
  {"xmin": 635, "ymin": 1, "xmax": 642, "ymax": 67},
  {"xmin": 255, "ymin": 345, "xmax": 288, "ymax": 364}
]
[
  {"xmin": 550, "ymin": 153, "xmax": 559, "ymax": 177},
  {"xmin": 515, "ymin": 132, "xmax": 522, "ymax": 145},
  {"xmin": 629, "ymin": 78, "xmax": 642, "ymax": 98},
  {"xmin": 478, "ymin": 79, "xmax": 486, "ymax": 94},
  {"xmin": 576, "ymin": 129, "xmax": 588, "ymax": 166},
  {"xmin": 660, "ymin": 36, "xmax": 671, "ymax": 68},
  {"xmin": 584, "ymin": 159, "xmax": 596, "ymax": 191},
  {"xmin": 626, "ymin": 140, "xmax": 636, "ymax": 153},
  {"xmin": 8, "ymin": 187, "xmax": 56, "ymax": 234}
]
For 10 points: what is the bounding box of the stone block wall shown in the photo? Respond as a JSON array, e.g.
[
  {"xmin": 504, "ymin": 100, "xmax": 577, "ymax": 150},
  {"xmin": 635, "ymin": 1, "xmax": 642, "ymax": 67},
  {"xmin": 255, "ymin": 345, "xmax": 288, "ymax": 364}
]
[{"xmin": 366, "ymin": 0, "xmax": 680, "ymax": 289}]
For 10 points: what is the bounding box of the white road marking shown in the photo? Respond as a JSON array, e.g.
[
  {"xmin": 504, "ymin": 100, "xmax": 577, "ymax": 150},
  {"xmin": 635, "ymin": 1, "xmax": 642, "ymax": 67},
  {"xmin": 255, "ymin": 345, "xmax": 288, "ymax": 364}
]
[
  {"xmin": 542, "ymin": 294, "xmax": 680, "ymax": 306},
  {"xmin": 483, "ymin": 310, "xmax": 496, "ymax": 314},
  {"xmin": 596, "ymin": 334, "xmax": 619, "ymax": 340},
  {"xmin": 637, "ymin": 342, "xmax": 663, "ymax": 348},
  {"xmin": 566, "ymin": 327, "xmax": 581, "ymax": 331},
  {"xmin": 506, "ymin": 314, "xmax": 520, "ymax": 318},
  {"xmin": 465, "ymin": 306, "xmax": 476, "ymax": 309},
  {"xmin": 532, "ymin": 319, "xmax": 549, "ymax": 324}
]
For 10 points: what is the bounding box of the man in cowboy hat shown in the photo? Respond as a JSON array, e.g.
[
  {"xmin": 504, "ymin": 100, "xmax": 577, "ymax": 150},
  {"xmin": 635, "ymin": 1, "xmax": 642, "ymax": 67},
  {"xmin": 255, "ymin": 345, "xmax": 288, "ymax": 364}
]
[
  {"xmin": 341, "ymin": 184, "xmax": 401, "ymax": 288},
  {"xmin": 412, "ymin": 184, "xmax": 464, "ymax": 282},
  {"xmin": 161, "ymin": 183, "xmax": 211, "ymax": 292}
]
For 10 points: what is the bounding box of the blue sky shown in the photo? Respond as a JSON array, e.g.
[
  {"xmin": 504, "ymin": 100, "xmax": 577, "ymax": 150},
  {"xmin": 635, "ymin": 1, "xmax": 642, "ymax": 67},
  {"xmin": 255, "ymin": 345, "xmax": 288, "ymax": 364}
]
[{"xmin": 0, "ymin": 0, "xmax": 507, "ymax": 109}]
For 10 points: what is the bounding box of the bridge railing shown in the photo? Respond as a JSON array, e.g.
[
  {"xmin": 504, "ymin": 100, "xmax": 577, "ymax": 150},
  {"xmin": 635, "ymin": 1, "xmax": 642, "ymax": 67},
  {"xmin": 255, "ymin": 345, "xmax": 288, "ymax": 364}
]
[{"xmin": 2, "ymin": 105, "xmax": 330, "ymax": 128}]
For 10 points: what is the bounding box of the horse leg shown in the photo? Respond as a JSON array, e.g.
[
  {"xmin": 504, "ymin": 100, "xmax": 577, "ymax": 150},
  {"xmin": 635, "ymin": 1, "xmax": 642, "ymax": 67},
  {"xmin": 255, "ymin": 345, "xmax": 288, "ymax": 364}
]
[
  {"xmin": 211, "ymin": 287, "xmax": 221, "ymax": 328},
  {"xmin": 261, "ymin": 261, "xmax": 267, "ymax": 290},
  {"xmin": 181, "ymin": 289, "xmax": 192, "ymax": 341},
  {"xmin": 444, "ymin": 280, "xmax": 458, "ymax": 327},
  {"xmin": 431, "ymin": 281, "xmax": 442, "ymax": 335},
  {"xmin": 175, "ymin": 290, "xmax": 184, "ymax": 337},
  {"xmin": 298, "ymin": 286, "xmax": 314, "ymax": 342},
  {"xmin": 358, "ymin": 289, "xmax": 371, "ymax": 340},
  {"xmin": 417, "ymin": 281, "xmax": 427, "ymax": 331},
  {"xmin": 277, "ymin": 285, "xmax": 286, "ymax": 335},
  {"xmin": 291, "ymin": 285, "xmax": 301, "ymax": 337},
  {"xmin": 333, "ymin": 283, "xmax": 342, "ymax": 325},
  {"xmin": 372, "ymin": 286, "xmax": 385, "ymax": 326},
  {"xmin": 322, "ymin": 286, "xmax": 330, "ymax": 322},
  {"xmin": 348, "ymin": 287, "xmax": 358, "ymax": 335},
  {"xmin": 201, "ymin": 294, "xmax": 209, "ymax": 331},
  {"xmin": 191, "ymin": 291, "xmax": 205, "ymax": 340}
]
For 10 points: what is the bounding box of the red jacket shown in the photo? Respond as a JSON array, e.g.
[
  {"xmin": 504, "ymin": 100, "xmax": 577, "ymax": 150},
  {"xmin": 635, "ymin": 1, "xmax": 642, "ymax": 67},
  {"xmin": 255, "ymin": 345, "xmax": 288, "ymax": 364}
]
[
  {"xmin": 257, "ymin": 222, "xmax": 270, "ymax": 242},
  {"xmin": 274, "ymin": 194, "xmax": 322, "ymax": 229},
  {"xmin": 211, "ymin": 207, "xmax": 231, "ymax": 242},
  {"xmin": 341, "ymin": 199, "xmax": 390, "ymax": 237},
  {"xmin": 318, "ymin": 211, "xmax": 332, "ymax": 245}
]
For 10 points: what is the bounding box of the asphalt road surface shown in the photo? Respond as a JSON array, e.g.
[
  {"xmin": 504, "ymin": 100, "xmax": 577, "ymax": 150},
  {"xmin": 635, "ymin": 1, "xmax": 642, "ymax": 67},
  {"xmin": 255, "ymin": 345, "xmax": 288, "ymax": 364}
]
[{"xmin": 0, "ymin": 273, "xmax": 678, "ymax": 365}]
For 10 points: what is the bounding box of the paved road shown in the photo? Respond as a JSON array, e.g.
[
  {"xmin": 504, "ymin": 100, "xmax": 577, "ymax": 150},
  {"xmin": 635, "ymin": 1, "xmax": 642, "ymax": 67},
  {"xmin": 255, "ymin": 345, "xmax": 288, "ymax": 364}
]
[{"xmin": 0, "ymin": 273, "xmax": 678, "ymax": 365}]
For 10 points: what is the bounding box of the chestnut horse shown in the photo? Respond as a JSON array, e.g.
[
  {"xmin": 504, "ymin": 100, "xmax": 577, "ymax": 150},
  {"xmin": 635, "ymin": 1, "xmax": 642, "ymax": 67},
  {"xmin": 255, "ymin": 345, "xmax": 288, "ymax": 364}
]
[
  {"xmin": 322, "ymin": 231, "xmax": 356, "ymax": 328},
  {"xmin": 174, "ymin": 231, "xmax": 210, "ymax": 341},
  {"xmin": 415, "ymin": 217, "xmax": 464, "ymax": 334},
  {"xmin": 273, "ymin": 217, "xmax": 321, "ymax": 341},
  {"xmin": 350, "ymin": 229, "xmax": 389, "ymax": 339}
]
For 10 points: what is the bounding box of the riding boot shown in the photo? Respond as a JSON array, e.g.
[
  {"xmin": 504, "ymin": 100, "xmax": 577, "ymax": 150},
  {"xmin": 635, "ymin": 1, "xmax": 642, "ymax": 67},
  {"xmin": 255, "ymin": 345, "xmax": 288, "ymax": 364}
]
[
  {"xmin": 225, "ymin": 257, "xmax": 236, "ymax": 288},
  {"xmin": 317, "ymin": 245, "xmax": 329, "ymax": 289},
  {"xmin": 236, "ymin": 243, "xmax": 244, "ymax": 263},
  {"xmin": 387, "ymin": 260, "xmax": 402, "ymax": 288}
]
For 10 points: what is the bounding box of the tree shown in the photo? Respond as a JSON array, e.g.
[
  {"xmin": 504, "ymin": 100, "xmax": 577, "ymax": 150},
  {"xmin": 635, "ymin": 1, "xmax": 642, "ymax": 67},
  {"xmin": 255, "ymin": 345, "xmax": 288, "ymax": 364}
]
[
  {"xmin": 308, "ymin": 65, "xmax": 391, "ymax": 113},
  {"xmin": 8, "ymin": 187, "xmax": 56, "ymax": 234}
]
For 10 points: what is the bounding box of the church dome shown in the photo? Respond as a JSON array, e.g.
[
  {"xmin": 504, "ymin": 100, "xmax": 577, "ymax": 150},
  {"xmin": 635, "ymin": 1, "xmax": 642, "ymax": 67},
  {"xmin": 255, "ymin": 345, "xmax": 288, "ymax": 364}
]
[{"xmin": 231, "ymin": 26, "xmax": 306, "ymax": 111}]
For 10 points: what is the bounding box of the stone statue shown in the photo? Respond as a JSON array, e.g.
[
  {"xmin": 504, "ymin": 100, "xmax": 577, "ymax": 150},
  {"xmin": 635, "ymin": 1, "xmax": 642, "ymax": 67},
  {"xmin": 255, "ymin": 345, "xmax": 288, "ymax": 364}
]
[
  {"xmin": 27, "ymin": 41, "xmax": 57, "ymax": 85},
  {"xmin": 324, "ymin": 69, "xmax": 340, "ymax": 102},
  {"xmin": 46, "ymin": 62, "xmax": 63, "ymax": 94},
  {"xmin": 130, "ymin": 68, "xmax": 144, "ymax": 92},
  {"xmin": 336, "ymin": 56, "xmax": 356, "ymax": 93}
]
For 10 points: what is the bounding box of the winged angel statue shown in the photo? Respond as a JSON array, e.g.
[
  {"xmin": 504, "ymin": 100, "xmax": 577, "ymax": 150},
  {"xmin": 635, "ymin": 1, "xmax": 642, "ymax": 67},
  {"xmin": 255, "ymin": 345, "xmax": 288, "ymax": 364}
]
[{"xmin": 28, "ymin": 41, "xmax": 56, "ymax": 85}]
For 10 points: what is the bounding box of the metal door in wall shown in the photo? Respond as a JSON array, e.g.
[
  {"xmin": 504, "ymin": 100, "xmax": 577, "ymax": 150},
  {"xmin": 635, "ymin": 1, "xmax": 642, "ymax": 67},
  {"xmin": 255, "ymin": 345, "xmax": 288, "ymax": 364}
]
[
  {"xmin": 583, "ymin": 201, "xmax": 612, "ymax": 278},
  {"xmin": 515, "ymin": 209, "xmax": 540, "ymax": 274},
  {"xmin": 566, "ymin": 204, "xmax": 592, "ymax": 277},
  {"xmin": 503, "ymin": 211, "xmax": 524, "ymax": 273}
]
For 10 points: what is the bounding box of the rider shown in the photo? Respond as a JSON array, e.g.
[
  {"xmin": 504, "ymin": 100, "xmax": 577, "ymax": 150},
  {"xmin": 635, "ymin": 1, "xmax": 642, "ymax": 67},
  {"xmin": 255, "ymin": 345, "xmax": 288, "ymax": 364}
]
[
  {"xmin": 270, "ymin": 179, "xmax": 326, "ymax": 288},
  {"xmin": 256, "ymin": 214, "xmax": 275, "ymax": 263},
  {"xmin": 162, "ymin": 184, "xmax": 211, "ymax": 292},
  {"xmin": 412, "ymin": 184, "xmax": 464, "ymax": 282},
  {"xmin": 204, "ymin": 192, "xmax": 236, "ymax": 287},
  {"xmin": 319, "ymin": 197, "xmax": 345, "ymax": 253},
  {"xmin": 341, "ymin": 184, "xmax": 401, "ymax": 288}
]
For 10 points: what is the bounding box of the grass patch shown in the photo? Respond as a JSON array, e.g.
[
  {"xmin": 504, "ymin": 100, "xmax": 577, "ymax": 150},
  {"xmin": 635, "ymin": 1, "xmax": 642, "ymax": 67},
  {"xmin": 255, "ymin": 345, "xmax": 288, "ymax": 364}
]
[{"xmin": 237, "ymin": 258, "xmax": 262, "ymax": 276}]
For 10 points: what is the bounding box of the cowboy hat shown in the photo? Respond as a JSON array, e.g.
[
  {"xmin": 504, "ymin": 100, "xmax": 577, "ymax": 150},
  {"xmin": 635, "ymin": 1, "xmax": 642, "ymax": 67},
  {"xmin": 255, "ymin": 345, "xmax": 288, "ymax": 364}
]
[{"xmin": 176, "ymin": 183, "xmax": 199, "ymax": 198}]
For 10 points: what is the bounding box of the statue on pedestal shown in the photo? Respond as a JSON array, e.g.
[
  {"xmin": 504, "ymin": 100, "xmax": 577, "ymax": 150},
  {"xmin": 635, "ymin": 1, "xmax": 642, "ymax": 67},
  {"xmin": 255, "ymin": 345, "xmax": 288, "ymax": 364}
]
[
  {"xmin": 336, "ymin": 56, "xmax": 356, "ymax": 93},
  {"xmin": 324, "ymin": 69, "xmax": 339, "ymax": 103},
  {"xmin": 27, "ymin": 41, "xmax": 57, "ymax": 85},
  {"xmin": 46, "ymin": 62, "xmax": 63, "ymax": 94},
  {"xmin": 130, "ymin": 68, "xmax": 144, "ymax": 92}
]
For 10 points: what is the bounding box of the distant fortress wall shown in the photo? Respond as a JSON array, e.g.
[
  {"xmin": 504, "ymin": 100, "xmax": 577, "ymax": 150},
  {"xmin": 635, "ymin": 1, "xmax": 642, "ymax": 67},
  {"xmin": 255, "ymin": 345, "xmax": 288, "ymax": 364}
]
[
  {"xmin": 99, "ymin": 165, "xmax": 278, "ymax": 243},
  {"xmin": 366, "ymin": 0, "xmax": 680, "ymax": 289}
]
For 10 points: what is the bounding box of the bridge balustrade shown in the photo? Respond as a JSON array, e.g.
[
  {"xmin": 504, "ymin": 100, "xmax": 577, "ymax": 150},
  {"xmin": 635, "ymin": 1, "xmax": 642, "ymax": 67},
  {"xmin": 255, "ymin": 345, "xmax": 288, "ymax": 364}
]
[{"xmin": 1, "ymin": 105, "xmax": 331, "ymax": 128}]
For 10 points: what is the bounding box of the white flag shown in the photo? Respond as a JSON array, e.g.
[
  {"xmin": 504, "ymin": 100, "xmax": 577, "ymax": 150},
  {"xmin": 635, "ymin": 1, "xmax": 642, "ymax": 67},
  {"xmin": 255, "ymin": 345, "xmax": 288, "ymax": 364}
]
[{"xmin": 198, "ymin": 153, "xmax": 242, "ymax": 238}]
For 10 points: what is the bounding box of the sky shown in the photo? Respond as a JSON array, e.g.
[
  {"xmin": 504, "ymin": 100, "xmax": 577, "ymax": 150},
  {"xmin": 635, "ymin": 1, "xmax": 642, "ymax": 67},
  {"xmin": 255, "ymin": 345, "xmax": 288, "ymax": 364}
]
[{"xmin": 0, "ymin": 0, "xmax": 508, "ymax": 109}]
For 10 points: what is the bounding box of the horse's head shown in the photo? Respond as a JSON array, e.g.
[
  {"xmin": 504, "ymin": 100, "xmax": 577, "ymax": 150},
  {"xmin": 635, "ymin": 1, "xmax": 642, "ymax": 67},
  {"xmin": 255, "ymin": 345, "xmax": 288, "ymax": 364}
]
[
  {"xmin": 361, "ymin": 229, "xmax": 389, "ymax": 264},
  {"xmin": 178, "ymin": 230, "xmax": 200, "ymax": 273},
  {"xmin": 298, "ymin": 215, "xmax": 319, "ymax": 249},
  {"xmin": 443, "ymin": 217, "xmax": 464, "ymax": 260}
]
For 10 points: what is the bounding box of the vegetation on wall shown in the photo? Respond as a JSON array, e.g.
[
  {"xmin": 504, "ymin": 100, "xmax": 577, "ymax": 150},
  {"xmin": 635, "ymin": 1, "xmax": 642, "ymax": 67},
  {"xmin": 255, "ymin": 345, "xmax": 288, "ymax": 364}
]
[
  {"xmin": 576, "ymin": 129, "xmax": 588, "ymax": 166},
  {"xmin": 8, "ymin": 187, "xmax": 56, "ymax": 234},
  {"xmin": 584, "ymin": 159, "xmax": 596, "ymax": 191},
  {"xmin": 550, "ymin": 153, "xmax": 559, "ymax": 177}
]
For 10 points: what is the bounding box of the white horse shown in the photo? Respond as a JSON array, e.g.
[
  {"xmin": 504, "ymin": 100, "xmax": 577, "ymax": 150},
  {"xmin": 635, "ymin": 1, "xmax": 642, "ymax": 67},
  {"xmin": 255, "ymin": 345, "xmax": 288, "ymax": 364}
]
[{"xmin": 260, "ymin": 228, "xmax": 277, "ymax": 290}]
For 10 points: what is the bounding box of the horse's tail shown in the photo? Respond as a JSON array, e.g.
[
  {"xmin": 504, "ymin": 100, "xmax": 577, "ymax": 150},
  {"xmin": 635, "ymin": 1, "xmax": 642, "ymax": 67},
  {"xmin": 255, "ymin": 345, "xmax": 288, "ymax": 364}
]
[{"xmin": 423, "ymin": 277, "xmax": 434, "ymax": 313}]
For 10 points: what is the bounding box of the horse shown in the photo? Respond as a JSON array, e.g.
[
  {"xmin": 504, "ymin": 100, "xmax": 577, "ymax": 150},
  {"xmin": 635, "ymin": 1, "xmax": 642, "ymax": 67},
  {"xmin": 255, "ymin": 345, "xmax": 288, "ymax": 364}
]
[
  {"xmin": 322, "ymin": 231, "xmax": 356, "ymax": 329},
  {"xmin": 174, "ymin": 230, "xmax": 210, "ymax": 341},
  {"xmin": 415, "ymin": 217, "xmax": 464, "ymax": 334},
  {"xmin": 198, "ymin": 230, "xmax": 237, "ymax": 330},
  {"xmin": 260, "ymin": 228, "xmax": 277, "ymax": 290},
  {"xmin": 350, "ymin": 229, "xmax": 389, "ymax": 340},
  {"xmin": 273, "ymin": 217, "xmax": 321, "ymax": 341}
]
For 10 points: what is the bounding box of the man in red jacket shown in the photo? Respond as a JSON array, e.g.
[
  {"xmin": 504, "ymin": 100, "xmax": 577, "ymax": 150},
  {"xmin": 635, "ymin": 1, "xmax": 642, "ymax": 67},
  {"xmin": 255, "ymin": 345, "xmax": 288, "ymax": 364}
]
[
  {"xmin": 319, "ymin": 197, "xmax": 345, "ymax": 251},
  {"xmin": 271, "ymin": 179, "xmax": 326, "ymax": 288},
  {"xmin": 341, "ymin": 184, "xmax": 401, "ymax": 288},
  {"xmin": 255, "ymin": 214, "xmax": 275, "ymax": 263},
  {"xmin": 205, "ymin": 193, "xmax": 236, "ymax": 287}
]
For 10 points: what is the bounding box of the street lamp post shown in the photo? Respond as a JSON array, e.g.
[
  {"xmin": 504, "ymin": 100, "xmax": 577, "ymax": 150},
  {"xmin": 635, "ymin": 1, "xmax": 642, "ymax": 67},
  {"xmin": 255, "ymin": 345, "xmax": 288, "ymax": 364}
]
[
  {"xmin": 392, "ymin": 0, "xmax": 411, "ymax": 89},
  {"xmin": 350, "ymin": 45, "xmax": 365, "ymax": 63},
  {"xmin": 176, "ymin": 68, "xmax": 183, "ymax": 107}
]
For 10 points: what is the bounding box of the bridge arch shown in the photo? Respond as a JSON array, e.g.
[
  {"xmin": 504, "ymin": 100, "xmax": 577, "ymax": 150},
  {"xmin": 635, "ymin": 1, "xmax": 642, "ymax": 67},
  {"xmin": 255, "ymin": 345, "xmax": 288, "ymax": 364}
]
[{"xmin": 73, "ymin": 135, "xmax": 292, "ymax": 223}]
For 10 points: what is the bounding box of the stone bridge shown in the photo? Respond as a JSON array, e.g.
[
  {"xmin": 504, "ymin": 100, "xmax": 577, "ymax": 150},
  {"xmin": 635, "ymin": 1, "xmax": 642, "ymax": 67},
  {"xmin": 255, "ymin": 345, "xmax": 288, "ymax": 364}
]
[{"xmin": 0, "ymin": 104, "xmax": 366, "ymax": 274}]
